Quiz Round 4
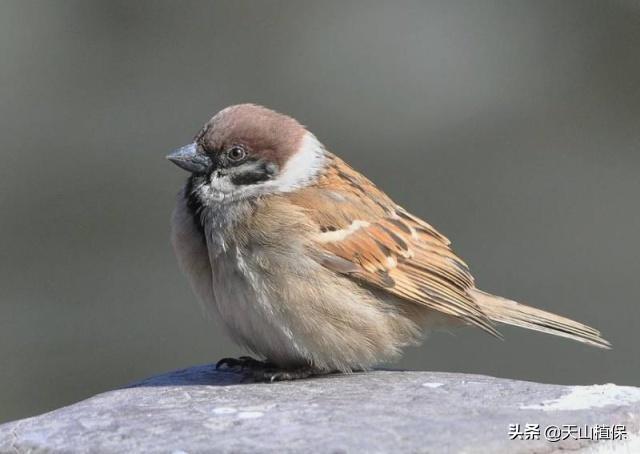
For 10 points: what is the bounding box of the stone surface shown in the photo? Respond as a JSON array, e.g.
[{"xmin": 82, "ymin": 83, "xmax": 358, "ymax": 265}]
[{"xmin": 1, "ymin": 365, "xmax": 639, "ymax": 453}]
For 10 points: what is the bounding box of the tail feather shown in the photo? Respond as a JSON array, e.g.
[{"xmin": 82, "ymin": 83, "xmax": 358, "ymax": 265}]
[{"xmin": 471, "ymin": 289, "xmax": 611, "ymax": 349}]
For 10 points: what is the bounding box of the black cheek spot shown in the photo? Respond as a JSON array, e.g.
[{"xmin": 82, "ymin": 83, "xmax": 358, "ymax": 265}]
[
  {"xmin": 230, "ymin": 161, "xmax": 274, "ymax": 186},
  {"xmin": 231, "ymin": 172, "xmax": 270, "ymax": 186}
]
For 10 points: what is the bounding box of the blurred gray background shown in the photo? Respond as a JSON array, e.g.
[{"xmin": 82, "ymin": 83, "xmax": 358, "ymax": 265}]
[{"xmin": 1, "ymin": 0, "xmax": 639, "ymax": 423}]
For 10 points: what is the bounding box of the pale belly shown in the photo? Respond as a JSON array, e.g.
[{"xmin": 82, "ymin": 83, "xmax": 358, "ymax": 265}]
[
  {"xmin": 172, "ymin": 189, "xmax": 425, "ymax": 373},
  {"xmin": 208, "ymin": 248, "xmax": 312, "ymax": 367}
]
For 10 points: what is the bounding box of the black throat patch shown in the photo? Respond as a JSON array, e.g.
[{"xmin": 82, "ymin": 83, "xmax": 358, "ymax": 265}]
[{"xmin": 185, "ymin": 175, "xmax": 206, "ymax": 237}]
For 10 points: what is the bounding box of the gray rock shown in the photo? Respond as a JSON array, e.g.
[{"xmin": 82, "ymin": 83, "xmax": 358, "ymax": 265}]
[{"xmin": 1, "ymin": 365, "xmax": 639, "ymax": 453}]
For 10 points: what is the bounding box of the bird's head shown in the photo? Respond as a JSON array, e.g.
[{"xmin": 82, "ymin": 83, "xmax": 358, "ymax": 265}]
[{"xmin": 167, "ymin": 104, "xmax": 326, "ymax": 203}]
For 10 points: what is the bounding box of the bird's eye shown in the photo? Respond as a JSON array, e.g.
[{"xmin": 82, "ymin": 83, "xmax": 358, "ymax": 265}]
[{"xmin": 227, "ymin": 146, "xmax": 247, "ymax": 162}]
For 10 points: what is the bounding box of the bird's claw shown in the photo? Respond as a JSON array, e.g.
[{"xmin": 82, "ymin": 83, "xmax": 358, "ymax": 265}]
[{"xmin": 215, "ymin": 356, "xmax": 319, "ymax": 382}]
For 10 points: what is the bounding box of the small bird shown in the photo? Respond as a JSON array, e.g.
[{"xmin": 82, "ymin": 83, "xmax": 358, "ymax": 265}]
[{"xmin": 167, "ymin": 104, "xmax": 609, "ymax": 381}]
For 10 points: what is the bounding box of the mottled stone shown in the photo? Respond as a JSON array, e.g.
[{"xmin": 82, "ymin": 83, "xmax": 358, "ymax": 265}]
[{"xmin": 1, "ymin": 366, "xmax": 639, "ymax": 453}]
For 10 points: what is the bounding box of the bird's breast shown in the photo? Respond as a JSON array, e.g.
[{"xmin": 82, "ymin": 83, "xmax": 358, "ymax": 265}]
[{"xmin": 207, "ymin": 243, "xmax": 309, "ymax": 365}]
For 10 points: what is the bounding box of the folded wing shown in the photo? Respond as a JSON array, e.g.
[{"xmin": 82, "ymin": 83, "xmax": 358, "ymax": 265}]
[{"xmin": 286, "ymin": 154, "xmax": 501, "ymax": 337}]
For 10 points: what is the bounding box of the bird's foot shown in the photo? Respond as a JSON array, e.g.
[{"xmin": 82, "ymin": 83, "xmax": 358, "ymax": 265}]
[
  {"xmin": 215, "ymin": 356, "xmax": 319, "ymax": 382},
  {"xmin": 216, "ymin": 356, "xmax": 267, "ymax": 371}
]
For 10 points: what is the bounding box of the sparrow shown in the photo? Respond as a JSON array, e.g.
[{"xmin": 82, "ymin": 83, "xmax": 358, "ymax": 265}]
[{"xmin": 167, "ymin": 104, "xmax": 610, "ymax": 381}]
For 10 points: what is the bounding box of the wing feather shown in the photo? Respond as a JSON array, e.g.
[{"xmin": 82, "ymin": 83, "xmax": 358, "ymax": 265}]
[{"xmin": 285, "ymin": 155, "xmax": 501, "ymax": 338}]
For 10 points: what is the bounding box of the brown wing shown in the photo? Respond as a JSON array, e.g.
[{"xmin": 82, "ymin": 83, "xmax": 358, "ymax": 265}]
[{"xmin": 286, "ymin": 154, "xmax": 501, "ymax": 337}]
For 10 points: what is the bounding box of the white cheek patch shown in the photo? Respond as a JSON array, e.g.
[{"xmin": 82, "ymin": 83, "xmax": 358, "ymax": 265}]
[
  {"xmin": 198, "ymin": 173, "xmax": 235, "ymax": 202},
  {"xmin": 270, "ymin": 132, "xmax": 326, "ymax": 192}
]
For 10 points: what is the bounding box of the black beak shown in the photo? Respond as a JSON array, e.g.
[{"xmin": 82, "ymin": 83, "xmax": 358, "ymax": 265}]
[{"xmin": 166, "ymin": 143, "xmax": 213, "ymax": 174}]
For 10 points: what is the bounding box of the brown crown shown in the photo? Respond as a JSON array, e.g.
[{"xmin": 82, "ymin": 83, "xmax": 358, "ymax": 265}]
[{"xmin": 196, "ymin": 104, "xmax": 307, "ymax": 168}]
